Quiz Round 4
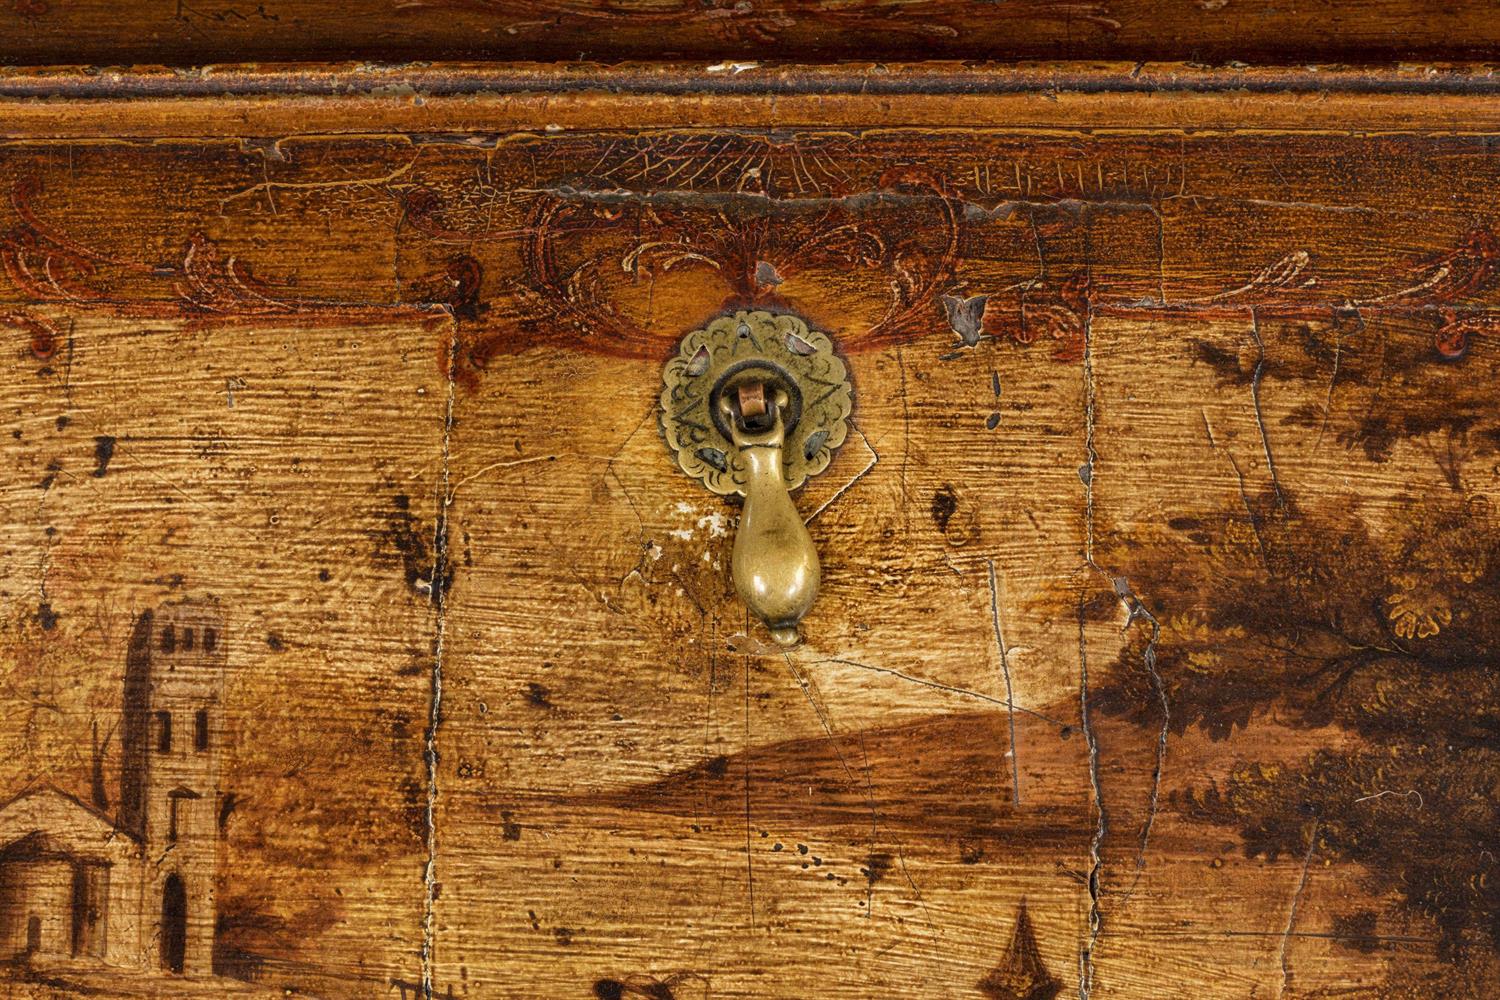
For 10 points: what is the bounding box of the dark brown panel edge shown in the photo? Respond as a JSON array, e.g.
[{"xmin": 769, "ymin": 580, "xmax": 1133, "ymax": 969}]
[{"xmin": 2, "ymin": 0, "xmax": 1500, "ymax": 69}]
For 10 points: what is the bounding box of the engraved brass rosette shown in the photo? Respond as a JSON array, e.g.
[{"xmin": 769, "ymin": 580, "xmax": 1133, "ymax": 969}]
[{"xmin": 659, "ymin": 310, "xmax": 852, "ymax": 496}]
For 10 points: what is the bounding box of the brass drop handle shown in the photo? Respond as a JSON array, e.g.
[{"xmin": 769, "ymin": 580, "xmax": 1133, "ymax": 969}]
[
  {"xmin": 659, "ymin": 310, "xmax": 853, "ymax": 646},
  {"xmin": 722, "ymin": 384, "xmax": 819, "ymax": 646}
]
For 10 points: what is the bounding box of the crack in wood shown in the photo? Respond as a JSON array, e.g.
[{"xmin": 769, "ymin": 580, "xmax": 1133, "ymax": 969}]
[{"xmin": 420, "ymin": 321, "xmax": 459, "ymax": 998}]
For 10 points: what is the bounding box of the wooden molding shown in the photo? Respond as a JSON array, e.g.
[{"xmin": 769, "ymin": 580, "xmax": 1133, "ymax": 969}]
[{"xmin": 6, "ymin": 62, "xmax": 1500, "ymax": 138}]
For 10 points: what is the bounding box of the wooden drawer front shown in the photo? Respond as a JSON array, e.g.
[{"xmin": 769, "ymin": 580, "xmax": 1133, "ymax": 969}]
[{"xmin": 1, "ymin": 102, "xmax": 1495, "ymax": 998}]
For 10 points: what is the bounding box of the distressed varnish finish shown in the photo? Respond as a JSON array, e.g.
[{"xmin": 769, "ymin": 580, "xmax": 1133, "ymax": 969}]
[
  {"xmin": 0, "ymin": 72, "xmax": 1496, "ymax": 997},
  {"xmin": 4, "ymin": 1, "xmax": 1500, "ymax": 65}
]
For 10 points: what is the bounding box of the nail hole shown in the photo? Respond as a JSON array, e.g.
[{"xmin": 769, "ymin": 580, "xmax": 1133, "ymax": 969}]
[{"xmin": 696, "ymin": 447, "xmax": 729, "ymax": 471}]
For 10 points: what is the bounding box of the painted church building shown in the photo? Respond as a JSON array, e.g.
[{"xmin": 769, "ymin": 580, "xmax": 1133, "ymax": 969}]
[{"xmin": 0, "ymin": 597, "xmax": 226, "ymax": 976}]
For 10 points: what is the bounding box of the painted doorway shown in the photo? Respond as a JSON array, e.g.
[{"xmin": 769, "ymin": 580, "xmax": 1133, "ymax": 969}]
[
  {"xmin": 160, "ymin": 874, "xmax": 186, "ymax": 973},
  {"xmin": 70, "ymin": 864, "xmax": 107, "ymax": 958}
]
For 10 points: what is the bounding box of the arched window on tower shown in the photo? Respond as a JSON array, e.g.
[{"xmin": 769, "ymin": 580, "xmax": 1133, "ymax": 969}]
[
  {"xmin": 160, "ymin": 625, "xmax": 175, "ymax": 653},
  {"xmin": 182, "ymin": 628, "xmax": 194, "ymax": 651},
  {"xmin": 203, "ymin": 627, "xmax": 216, "ymax": 653},
  {"xmin": 194, "ymin": 709, "xmax": 209, "ymax": 751},
  {"xmin": 166, "ymin": 788, "xmax": 201, "ymax": 848}
]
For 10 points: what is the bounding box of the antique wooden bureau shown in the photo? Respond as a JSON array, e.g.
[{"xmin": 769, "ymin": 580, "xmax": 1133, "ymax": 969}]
[{"xmin": 0, "ymin": 5, "xmax": 1497, "ymax": 999}]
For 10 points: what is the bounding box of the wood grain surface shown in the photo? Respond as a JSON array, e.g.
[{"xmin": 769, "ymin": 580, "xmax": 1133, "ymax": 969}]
[
  {"xmin": 3, "ymin": 0, "xmax": 1500, "ymax": 66},
  {"xmin": 0, "ymin": 71, "xmax": 1496, "ymax": 998}
]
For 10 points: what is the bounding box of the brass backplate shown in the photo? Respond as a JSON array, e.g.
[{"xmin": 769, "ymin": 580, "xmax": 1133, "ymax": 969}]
[{"xmin": 659, "ymin": 311, "xmax": 853, "ymax": 496}]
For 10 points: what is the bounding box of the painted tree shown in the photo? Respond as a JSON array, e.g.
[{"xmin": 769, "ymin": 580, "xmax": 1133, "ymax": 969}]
[
  {"xmin": 977, "ymin": 898, "xmax": 1061, "ymax": 1000},
  {"xmin": 1095, "ymin": 486, "xmax": 1499, "ymax": 969},
  {"xmin": 1190, "ymin": 226, "xmax": 1500, "ymax": 493}
]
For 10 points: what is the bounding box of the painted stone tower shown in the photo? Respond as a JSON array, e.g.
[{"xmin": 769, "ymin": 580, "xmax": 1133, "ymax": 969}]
[{"xmin": 119, "ymin": 597, "xmax": 226, "ymax": 976}]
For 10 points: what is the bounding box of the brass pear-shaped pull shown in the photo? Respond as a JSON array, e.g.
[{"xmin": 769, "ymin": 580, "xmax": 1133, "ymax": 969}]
[
  {"xmin": 658, "ymin": 310, "xmax": 853, "ymax": 645},
  {"xmin": 722, "ymin": 386, "xmax": 819, "ymax": 646}
]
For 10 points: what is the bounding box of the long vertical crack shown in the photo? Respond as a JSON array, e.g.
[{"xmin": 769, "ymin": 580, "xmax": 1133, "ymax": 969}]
[
  {"xmin": 1078, "ymin": 252, "xmax": 1174, "ymax": 988},
  {"xmin": 987, "ymin": 559, "xmax": 1022, "ymax": 806},
  {"xmin": 1118, "ymin": 584, "xmax": 1167, "ymax": 903},
  {"xmin": 1248, "ymin": 306, "xmax": 1287, "ymax": 507},
  {"xmin": 1277, "ymin": 821, "xmax": 1319, "ymax": 999},
  {"xmin": 1076, "ymin": 598, "xmax": 1105, "ymax": 1000},
  {"xmin": 420, "ymin": 330, "xmax": 458, "ymax": 998},
  {"xmin": 1077, "ymin": 296, "xmax": 1104, "ymax": 1000}
]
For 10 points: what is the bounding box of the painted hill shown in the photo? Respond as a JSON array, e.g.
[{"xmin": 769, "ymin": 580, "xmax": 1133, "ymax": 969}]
[{"xmin": 597, "ymin": 703, "xmax": 1357, "ymax": 862}]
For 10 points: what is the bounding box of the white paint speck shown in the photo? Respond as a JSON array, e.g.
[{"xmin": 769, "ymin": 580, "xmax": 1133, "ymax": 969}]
[{"xmin": 695, "ymin": 512, "xmax": 729, "ymax": 538}]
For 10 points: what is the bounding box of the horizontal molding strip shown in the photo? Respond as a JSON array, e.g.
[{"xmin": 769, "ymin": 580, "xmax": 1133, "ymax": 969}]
[
  {"xmin": 4, "ymin": 61, "xmax": 1500, "ymax": 99},
  {"xmin": 6, "ymin": 63, "xmax": 1500, "ymax": 138}
]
